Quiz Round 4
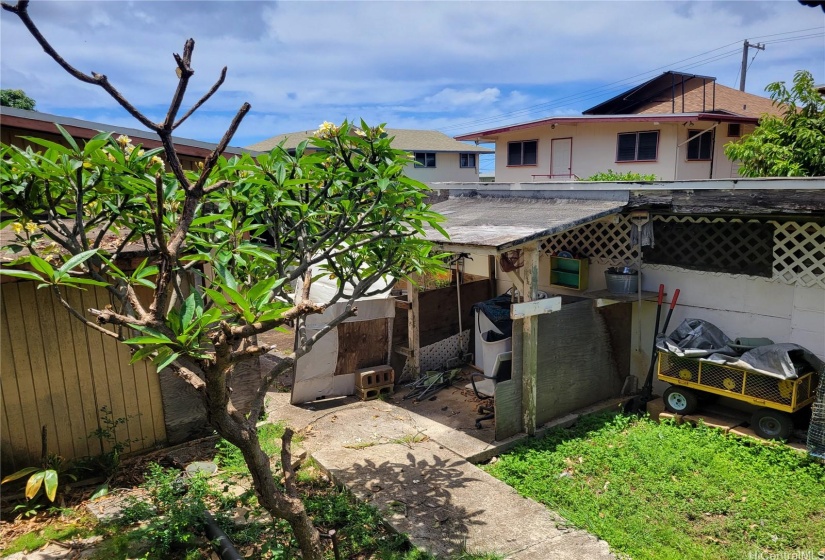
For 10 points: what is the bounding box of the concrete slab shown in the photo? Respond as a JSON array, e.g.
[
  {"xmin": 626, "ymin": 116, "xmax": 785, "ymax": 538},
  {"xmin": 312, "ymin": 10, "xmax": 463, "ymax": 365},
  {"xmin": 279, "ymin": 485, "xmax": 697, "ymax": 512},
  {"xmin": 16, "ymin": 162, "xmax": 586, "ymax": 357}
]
[
  {"xmin": 314, "ymin": 439, "xmax": 613, "ymax": 559},
  {"xmin": 265, "ymin": 392, "xmax": 616, "ymax": 559}
]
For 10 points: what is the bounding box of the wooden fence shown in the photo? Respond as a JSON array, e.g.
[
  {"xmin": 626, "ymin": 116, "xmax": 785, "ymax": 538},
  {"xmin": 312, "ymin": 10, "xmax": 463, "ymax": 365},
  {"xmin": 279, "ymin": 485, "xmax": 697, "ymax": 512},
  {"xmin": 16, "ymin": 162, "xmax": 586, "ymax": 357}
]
[{"xmin": 1, "ymin": 281, "xmax": 166, "ymax": 472}]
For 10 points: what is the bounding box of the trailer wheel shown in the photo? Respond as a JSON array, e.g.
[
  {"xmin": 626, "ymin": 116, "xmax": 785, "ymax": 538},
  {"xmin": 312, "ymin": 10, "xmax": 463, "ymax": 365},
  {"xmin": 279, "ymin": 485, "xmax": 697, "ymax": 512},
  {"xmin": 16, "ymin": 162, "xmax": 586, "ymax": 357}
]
[
  {"xmin": 751, "ymin": 409, "xmax": 793, "ymax": 440},
  {"xmin": 663, "ymin": 386, "xmax": 699, "ymax": 415}
]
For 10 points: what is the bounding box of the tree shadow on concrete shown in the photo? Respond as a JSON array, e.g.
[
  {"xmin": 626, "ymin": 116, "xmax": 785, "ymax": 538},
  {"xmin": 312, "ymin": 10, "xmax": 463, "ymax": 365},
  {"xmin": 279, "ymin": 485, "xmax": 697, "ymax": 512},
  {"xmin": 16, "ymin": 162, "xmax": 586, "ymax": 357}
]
[{"xmin": 329, "ymin": 445, "xmax": 487, "ymax": 557}]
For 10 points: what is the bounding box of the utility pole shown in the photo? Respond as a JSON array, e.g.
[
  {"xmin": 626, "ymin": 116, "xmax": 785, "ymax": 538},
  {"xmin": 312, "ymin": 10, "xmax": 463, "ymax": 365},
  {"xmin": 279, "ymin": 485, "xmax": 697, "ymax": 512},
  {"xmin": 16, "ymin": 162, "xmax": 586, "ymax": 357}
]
[{"xmin": 740, "ymin": 40, "xmax": 765, "ymax": 91}]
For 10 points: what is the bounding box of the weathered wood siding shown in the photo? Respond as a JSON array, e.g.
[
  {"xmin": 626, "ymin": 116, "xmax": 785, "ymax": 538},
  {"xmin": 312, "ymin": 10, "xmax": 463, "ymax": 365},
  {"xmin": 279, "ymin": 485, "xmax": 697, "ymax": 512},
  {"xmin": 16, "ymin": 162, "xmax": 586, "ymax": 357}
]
[{"xmin": 1, "ymin": 281, "xmax": 166, "ymax": 472}]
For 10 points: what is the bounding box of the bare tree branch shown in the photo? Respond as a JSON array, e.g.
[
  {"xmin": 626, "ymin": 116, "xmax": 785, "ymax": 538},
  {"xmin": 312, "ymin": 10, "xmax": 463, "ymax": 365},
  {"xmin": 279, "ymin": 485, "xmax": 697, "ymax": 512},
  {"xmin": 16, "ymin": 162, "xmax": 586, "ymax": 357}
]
[
  {"xmin": 50, "ymin": 285, "xmax": 120, "ymax": 339},
  {"xmin": 174, "ymin": 67, "xmax": 228, "ymax": 130},
  {"xmin": 1, "ymin": 1, "xmax": 160, "ymax": 132}
]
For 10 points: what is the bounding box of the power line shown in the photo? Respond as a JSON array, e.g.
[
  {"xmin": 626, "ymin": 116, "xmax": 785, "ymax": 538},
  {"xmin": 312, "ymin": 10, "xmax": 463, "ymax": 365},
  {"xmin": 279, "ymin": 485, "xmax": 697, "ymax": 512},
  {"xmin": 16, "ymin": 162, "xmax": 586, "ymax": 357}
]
[{"xmin": 439, "ymin": 28, "xmax": 823, "ymax": 135}]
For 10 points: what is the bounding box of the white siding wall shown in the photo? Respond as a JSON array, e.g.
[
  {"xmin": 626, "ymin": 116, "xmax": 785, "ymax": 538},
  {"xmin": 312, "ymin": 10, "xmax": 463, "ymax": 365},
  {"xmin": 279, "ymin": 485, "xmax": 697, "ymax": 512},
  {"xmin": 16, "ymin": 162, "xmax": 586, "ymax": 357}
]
[
  {"xmin": 492, "ymin": 122, "xmax": 750, "ymax": 183},
  {"xmin": 404, "ymin": 152, "xmax": 481, "ymax": 182},
  {"xmin": 462, "ymin": 250, "xmax": 824, "ymax": 392}
]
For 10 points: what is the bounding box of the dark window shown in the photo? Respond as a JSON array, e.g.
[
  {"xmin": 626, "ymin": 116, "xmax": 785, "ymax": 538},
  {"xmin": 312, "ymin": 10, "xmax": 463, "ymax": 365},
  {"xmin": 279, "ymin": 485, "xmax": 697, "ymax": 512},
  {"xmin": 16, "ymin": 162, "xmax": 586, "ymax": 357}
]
[
  {"xmin": 727, "ymin": 123, "xmax": 741, "ymax": 137},
  {"xmin": 460, "ymin": 153, "xmax": 476, "ymax": 168},
  {"xmin": 507, "ymin": 140, "xmax": 538, "ymax": 166},
  {"xmin": 642, "ymin": 219, "xmax": 775, "ymax": 277},
  {"xmin": 687, "ymin": 130, "xmax": 713, "ymax": 160},
  {"xmin": 616, "ymin": 131, "xmax": 659, "ymax": 162},
  {"xmin": 414, "ymin": 152, "xmax": 436, "ymax": 168}
]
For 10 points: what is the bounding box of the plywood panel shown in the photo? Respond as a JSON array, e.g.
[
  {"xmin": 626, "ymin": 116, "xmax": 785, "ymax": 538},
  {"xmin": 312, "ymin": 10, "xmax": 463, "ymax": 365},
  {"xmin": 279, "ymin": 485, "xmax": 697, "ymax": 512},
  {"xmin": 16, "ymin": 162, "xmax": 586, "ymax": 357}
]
[
  {"xmin": 51, "ymin": 288, "xmax": 92, "ymax": 458},
  {"xmin": 495, "ymin": 321, "xmax": 523, "ymax": 441},
  {"xmin": 334, "ymin": 319, "xmax": 390, "ymax": 375},
  {"xmin": 1, "ymin": 297, "xmax": 30, "ymax": 472},
  {"xmin": 3, "ymin": 285, "xmax": 45, "ymax": 466},
  {"xmin": 64, "ymin": 288, "xmax": 102, "ymax": 457},
  {"xmin": 16, "ymin": 282, "xmax": 59, "ymax": 459},
  {"xmin": 418, "ymin": 280, "xmax": 491, "ymax": 347},
  {"xmin": 1, "ymin": 281, "xmax": 167, "ymax": 466}
]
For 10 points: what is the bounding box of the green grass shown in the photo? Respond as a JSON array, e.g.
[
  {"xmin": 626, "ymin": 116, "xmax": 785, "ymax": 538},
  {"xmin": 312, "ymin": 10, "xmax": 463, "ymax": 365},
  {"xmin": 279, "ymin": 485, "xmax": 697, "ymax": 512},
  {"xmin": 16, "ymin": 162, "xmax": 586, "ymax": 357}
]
[
  {"xmin": 1, "ymin": 522, "xmax": 91, "ymax": 557},
  {"xmin": 215, "ymin": 421, "xmax": 289, "ymax": 476},
  {"xmin": 485, "ymin": 412, "xmax": 825, "ymax": 560}
]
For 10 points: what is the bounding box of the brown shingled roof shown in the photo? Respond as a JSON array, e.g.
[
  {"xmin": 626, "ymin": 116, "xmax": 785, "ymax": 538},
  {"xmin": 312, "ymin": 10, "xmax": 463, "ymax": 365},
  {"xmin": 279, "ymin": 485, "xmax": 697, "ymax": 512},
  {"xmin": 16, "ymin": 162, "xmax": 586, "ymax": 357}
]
[{"xmin": 634, "ymin": 82, "xmax": 781, "ymax": 119}]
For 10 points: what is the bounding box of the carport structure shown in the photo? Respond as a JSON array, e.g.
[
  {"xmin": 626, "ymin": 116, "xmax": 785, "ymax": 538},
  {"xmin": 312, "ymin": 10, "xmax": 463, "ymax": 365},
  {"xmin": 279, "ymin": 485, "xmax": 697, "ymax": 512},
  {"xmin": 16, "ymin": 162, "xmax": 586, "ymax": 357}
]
[{"xmin": 422, "ymin": 190, "xmax": 646, "ymax": 440}]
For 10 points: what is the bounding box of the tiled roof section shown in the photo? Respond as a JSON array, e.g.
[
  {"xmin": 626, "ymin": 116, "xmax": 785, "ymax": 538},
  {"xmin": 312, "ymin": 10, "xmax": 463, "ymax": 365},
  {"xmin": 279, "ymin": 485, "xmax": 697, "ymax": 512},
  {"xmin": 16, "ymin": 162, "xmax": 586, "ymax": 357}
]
[
  {"xmin": 635, "ymin": 82, "xmax": 782, "ymax": 119},
  {"xmin": 247, "ymin": 128, "xmax": 493, "ymax": 153}
]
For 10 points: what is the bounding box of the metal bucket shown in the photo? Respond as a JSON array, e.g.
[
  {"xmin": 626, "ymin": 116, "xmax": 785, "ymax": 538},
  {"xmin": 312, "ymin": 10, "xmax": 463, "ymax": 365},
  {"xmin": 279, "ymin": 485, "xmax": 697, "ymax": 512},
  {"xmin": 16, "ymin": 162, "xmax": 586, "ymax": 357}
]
[{"xmin": 605, "ymin": 267, "xmax": 639, "ymax": 294}]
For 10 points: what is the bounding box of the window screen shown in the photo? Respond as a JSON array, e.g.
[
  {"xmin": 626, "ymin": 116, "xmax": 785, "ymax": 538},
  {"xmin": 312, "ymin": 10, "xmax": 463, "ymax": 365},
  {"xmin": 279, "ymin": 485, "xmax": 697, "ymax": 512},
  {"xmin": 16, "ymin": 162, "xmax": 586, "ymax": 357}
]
[
  {"xmin": 728, "ymin": 123, "xmax": 741, "ymax": 137},
  {"xmin": 687, "ymin": 130, "xmax": 713, "ymax": 160},
  {"xmin": 507, "ymin": 141, "xmax": 537, "ymax": 166},
  {"xmin": 460, "ymin": 153, "xmax": 476, "ymax": 168},
  {"xmin": 616, "ymin": 134, "xmax": 637, "ymax": 161},
  {"xmin": 414, "ymin": 152, "xmax": 436, "ymax": 167},
  {"xmin": 617, "ymin": 131, "xmax": 658, "ymax": 161}
]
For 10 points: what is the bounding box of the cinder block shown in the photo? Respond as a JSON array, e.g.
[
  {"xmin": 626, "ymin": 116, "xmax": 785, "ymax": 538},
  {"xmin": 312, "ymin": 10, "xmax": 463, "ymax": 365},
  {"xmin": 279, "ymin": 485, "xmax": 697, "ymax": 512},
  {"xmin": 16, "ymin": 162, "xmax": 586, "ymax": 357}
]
[
  {"xmin": 354, "ymin": 365, "xmax": 394, "ymax": 390},
  {"xmin": 356, "ymin": 383, "xmax": 394, "ymax": 401},
  {"xmin": 729, "ymin": 425, "xmax": 759, "ymax": 440},
  {"xmin": 658, "ymin": 411, "xmax": 682, "ymax": 424},
  {"xmin": 683, "ymin": 414, "xmax": 742, "ymax": 432}
]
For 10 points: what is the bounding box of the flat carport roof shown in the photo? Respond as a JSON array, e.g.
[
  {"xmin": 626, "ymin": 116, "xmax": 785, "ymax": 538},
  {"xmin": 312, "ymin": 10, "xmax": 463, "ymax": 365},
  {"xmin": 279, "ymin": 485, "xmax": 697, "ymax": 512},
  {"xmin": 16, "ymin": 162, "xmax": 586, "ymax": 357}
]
[{"xmin": 424, "ymin": 195, "xmax": 628, "ymax": 252}]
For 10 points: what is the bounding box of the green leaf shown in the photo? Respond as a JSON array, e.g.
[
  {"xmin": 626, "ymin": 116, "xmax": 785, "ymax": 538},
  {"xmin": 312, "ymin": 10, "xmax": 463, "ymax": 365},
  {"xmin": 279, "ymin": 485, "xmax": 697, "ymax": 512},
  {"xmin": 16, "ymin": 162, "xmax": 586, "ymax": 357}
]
[
  {"xmin": 58, "ymin": 248, "xmax": 99, "ymax": 274},
  {"xmin": 203, "ymin": 287, "xmax": 231, "ymax": 310},
  {"xmin": 28, "ymin": 256, "xmax": 55, "ymax": 279},
  {"xmin": 1, "ymin": 467, "xmax": 40, "ymax": 485},
  {"xmin": 123, "ymin": 335, "xmax": 175, "ymax": 345},
  {"xmin": 154, "ymin": 351, "xmax": 180, "ymax": 372},
  {"xmin": 90, "ymin": 483, "xmax": 109, "ymax": 501},
  {"xmin": 43, "ymin": 470, "xmax": 58, "ymax": 502},
  {"xmin": 0, "ymin": 269, "xmax": 45, "ymax": 282},
  {"xmin": 181, "ymin": 293, "xmax": 196, "ymax": 328},
  {"xmin": 55, "ymin": 124, "xmax": 80, "ymax": 152},
  {"xmin": 62, "ymin": 277, "xmax": 110, "ymax": 287}
]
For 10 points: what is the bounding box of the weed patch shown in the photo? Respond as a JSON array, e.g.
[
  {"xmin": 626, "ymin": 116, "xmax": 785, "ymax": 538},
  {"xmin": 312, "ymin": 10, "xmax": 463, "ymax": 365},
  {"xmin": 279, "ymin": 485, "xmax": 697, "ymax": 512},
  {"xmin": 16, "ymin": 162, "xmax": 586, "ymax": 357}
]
[{"xmin": 485, "ymin": 413, "xmax": 825, "ymax": 560}]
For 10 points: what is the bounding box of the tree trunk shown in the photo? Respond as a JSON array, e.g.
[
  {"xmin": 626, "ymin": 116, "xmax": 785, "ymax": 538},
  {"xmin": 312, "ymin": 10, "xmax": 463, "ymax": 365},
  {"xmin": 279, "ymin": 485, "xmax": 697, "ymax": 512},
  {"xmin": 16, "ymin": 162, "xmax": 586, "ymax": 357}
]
[
  {"xmin": 236, "ymin": 425, "xmax": 325, "ymax": 560},
  {"xmin": 204, "ymin": 363, "xmax": 324, "ymax": 560}
]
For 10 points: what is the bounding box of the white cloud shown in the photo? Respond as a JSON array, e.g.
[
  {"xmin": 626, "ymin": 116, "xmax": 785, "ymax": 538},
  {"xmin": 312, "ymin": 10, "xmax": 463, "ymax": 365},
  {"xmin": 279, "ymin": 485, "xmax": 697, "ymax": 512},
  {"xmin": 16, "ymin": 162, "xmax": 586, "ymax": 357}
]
[{"xmin": 1, "ymin": 0, "xmax": 821, "ymax": 147}]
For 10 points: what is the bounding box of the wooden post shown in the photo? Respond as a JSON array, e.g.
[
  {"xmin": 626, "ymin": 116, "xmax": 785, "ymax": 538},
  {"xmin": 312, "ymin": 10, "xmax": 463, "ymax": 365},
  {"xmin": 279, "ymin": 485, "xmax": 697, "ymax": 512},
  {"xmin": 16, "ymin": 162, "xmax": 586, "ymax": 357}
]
[
  {"xmin": 407, "ymin": 275, "xmax": 420, "ymax": 378},
  {"xmin": 487, "ymin": 255, "xmax": 497, "ymax": 298},
  {"xmin": 521, "ymin": 243, "xmax": 540, "ymax": 436}
]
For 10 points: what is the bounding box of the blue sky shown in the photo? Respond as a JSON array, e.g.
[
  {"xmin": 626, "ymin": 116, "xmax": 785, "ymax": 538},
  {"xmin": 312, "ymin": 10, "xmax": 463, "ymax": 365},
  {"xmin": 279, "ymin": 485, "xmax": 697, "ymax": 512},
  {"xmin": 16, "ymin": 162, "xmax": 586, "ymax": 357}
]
[{"xmin": 2, "ymin": 1, "xmax": 823, "ymax": 175}]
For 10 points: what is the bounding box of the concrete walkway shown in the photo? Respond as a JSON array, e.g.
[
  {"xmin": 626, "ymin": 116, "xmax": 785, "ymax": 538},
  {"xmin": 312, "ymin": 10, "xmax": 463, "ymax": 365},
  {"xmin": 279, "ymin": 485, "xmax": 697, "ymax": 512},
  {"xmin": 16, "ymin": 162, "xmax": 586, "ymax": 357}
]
[{"xmin": 266, "ymin": 394, "xmax": 615, "ymax": 559}]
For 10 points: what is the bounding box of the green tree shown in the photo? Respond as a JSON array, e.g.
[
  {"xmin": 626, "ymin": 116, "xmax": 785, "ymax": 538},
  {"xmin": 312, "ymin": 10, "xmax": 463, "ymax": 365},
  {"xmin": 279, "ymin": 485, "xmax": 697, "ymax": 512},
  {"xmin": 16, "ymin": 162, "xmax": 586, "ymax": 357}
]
[
  {"xmin": 724, "ymin": 70, "xmax": 825, "ymax": 177},
  {"xmin": 0, "ymin": 88, "xmax": 36, "ymax": 110},
  {"xmin": 0, "ymin": 2, "xmax": 445, "ymax": 558}
]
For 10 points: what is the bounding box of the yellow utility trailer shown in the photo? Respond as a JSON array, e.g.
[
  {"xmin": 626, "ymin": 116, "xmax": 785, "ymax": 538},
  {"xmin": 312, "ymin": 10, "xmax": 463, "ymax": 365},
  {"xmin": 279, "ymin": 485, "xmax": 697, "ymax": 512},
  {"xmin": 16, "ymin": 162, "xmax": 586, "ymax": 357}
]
[{"xmin": 657, "ymin": 351, "xmax": 820, "ymax": 440}]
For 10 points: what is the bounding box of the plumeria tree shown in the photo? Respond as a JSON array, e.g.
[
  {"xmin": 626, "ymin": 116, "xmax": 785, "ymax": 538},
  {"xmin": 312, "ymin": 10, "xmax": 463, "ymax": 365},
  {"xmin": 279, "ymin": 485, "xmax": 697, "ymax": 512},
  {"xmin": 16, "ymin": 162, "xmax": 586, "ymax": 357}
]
[
  {"xmin": 0, "ymin": 1, "xmax": 445, "ymax": 557},
  {"xmin": 725, "ymin": 70, "xmax": 825, "ymax": 177}
]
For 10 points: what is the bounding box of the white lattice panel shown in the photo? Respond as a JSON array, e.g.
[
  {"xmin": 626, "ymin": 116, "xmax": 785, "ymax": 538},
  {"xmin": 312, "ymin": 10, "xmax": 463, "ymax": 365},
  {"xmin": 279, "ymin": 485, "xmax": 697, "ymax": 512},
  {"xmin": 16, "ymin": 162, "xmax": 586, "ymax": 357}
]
[
  {"xmin": 419, "ymin": 329, "xmax": 470, "ymax": 372},
  {"xmin": 773, "ymin": 221, "xmax": 825, "ymax": 289},
  {"xmin": 539, "ymin": 214, "xmax": 824, "ymax": 289},
  {"xmin": 540, "ymin": 215, "xmax": 637, "ymax": 266}
]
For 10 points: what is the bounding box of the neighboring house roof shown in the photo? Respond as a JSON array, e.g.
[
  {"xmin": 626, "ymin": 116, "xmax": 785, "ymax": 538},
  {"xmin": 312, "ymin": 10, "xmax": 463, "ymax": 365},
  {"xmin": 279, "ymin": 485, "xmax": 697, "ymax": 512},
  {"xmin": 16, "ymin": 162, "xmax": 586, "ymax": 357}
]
[
  {"xmin": 455, "ymin": 71, "xmax": 781, "ymax": 142},
  {"xmin": 454, "ymin": 112, "xmax": 756, "ymax": 142},
  {"xmin": 424, "ymin": 195, "xmax": 626, "ymax": 251},
  {"xmin": 247, "ymin": 128, "xmax": 493, "ymax": 154},
  {"xmin": 0, "ymin": 106, "xmax": 253, "ymax": 158},
  {"xmin": 583, "ymin": 71, "xmax": 781, "ymax": 119}
]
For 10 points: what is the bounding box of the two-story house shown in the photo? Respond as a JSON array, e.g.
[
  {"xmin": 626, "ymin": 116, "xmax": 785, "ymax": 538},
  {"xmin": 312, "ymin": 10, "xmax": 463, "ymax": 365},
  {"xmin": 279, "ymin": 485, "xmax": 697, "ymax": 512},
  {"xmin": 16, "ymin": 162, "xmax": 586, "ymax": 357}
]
[
  {"xmin": 455, "ymin": 71, "xmax": 783, "ymax": 182},
  {"xmin": 248, "ymin": 128, "xmax": 493, "ymax": 182}
]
